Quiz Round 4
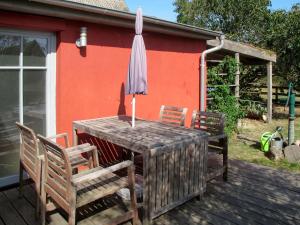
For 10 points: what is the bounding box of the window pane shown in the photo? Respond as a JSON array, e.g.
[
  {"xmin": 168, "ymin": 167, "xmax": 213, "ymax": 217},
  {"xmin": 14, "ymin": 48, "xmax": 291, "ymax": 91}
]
[
  {"xmin": 23, "ymin": 70, "xmax": 46, "ymax": 135},
  {"xmin": 0, "ymin": 70, "xmax": 20, "ymax": 178},
  {"xmin": 0, "ymin": 35, "xmax": 21, "ymax": 66},
  {"xmin": 23, "ymin": 37, "xmax": 47, "ymax": 66}
]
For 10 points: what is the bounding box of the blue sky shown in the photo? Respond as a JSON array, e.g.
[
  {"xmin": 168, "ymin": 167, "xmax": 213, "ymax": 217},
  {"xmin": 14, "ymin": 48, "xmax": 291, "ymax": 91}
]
[{"xmin": 126, "ymin": 0, "xmax": 300, "ymax": 22}]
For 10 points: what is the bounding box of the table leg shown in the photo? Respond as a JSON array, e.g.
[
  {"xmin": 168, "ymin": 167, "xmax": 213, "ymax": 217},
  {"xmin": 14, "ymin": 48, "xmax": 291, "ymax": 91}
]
[{"xmin": 142, "ymin": 152, "xmax": 152, "ymax": 225}]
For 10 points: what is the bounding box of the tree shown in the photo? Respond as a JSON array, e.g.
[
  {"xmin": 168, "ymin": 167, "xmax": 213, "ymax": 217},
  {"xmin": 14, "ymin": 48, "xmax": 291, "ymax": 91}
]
[
  {"xmin": 264, "ymin": 4, "xmax": 300, "ymax": 86},
  {"xmin": 174, "ymin": 0, "xmax": 271, "ymax": 44}
]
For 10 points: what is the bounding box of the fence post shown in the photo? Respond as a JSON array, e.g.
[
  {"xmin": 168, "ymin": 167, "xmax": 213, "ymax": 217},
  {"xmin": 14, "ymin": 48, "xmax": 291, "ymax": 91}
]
[{"xmin": 275, "ymin": 87, "xmax": 278, "ymax": 103}]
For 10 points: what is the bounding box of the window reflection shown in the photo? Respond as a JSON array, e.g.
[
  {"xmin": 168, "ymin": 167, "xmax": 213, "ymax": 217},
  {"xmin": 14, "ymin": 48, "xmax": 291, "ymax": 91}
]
[
  {"xmin": 23, "ymin": 70, "xmax": 46, "ymax": 135},
  {"xmin": 23, "ymin": 37, "xmax": 47, "ymax": 66},
  {"xmin": 0, "ymin": 35, "xmax": 21, "ymax": 66},
  {"xmin": 0, "ymin": 70, "xmax": 20, "ymax": 178}
]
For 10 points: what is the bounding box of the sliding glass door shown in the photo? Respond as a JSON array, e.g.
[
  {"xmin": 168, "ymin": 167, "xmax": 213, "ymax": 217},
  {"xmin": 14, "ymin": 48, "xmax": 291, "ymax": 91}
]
[{"xmin": 0, "ymin": 29, "xmax": 56, "ymax": 187}]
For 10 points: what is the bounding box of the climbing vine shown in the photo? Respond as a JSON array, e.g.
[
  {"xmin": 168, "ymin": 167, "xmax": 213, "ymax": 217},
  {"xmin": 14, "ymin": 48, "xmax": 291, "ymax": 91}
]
[{"xmin": 208, "ymin": 56, "xmax": 244, "ymax": 135}]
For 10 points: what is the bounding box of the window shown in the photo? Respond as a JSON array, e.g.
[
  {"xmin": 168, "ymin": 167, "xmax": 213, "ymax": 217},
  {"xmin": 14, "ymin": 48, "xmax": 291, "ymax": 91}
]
[{"xmin": 0, "ymin": 29, "xmax": 56, "ymax": 186}]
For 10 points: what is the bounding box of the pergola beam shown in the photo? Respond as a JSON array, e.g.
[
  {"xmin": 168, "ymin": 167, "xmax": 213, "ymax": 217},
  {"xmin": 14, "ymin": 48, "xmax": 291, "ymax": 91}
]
[
  {"xmin": 207, "ymin": 39, "xmax": 276, "ymax": 63},
  {"xmin": 235, "ymin": 53, "xmax": 240, "ymax": 98},
  {"xmin": 267, "ymin": 61, "xmax": 273, "ymax": 122}
]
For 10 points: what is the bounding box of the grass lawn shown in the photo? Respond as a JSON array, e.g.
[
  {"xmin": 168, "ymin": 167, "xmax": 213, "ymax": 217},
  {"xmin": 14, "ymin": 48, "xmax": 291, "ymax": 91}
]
[
  {"xmin": 229, "ymin": 139, "xmax": 300, "ymax": 173},
  {"xmin": 229, "ymin": 114, "xmax": 300, "ymax": 173}
]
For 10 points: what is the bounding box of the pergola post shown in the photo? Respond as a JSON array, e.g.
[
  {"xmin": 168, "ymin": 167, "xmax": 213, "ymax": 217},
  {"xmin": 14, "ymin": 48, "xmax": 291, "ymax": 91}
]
[
  {"xmin": 267, "ymin": 61, "xmax": 272, "ymax": 122},
  {"xmin": 235, "ymin": 53, "xmax": 240, "ymax": 98}
]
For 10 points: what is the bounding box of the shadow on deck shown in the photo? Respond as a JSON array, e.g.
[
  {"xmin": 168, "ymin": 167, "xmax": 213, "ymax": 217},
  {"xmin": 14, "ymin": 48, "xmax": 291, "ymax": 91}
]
[{"xmin": 0, "ymin": 159, "xmax": 299, "ymax": 225}]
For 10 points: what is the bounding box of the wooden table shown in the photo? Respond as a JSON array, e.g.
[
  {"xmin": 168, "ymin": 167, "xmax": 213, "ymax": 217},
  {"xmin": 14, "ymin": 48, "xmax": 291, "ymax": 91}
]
[{"xmin": 73, "ymin": 116, "xmax": 208, "ymax": 224}]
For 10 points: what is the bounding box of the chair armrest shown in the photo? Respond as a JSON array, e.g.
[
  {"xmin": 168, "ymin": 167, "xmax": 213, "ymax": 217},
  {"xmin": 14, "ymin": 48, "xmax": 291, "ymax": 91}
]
[
  {"xmin": 65, "ymin": 143, "xmax": 100, "ymax": 168},
  {"xmin": 65, "ymin": 143, "xmax": 96, "ymax": 157},
  {"xmin": 71, "ymin": 160, "xmax": 133, "ymax": 186},
  {"xmin": 38, "ymin": 154, "xmax": 45, "ymax": 162},
  {"xmin": 47, "ymin": 133, "xmax": 69, "ymax": 148}
]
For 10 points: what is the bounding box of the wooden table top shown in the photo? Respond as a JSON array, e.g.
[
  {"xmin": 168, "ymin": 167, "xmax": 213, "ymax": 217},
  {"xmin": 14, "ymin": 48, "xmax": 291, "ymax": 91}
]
[{"xmin": 73, "ymin": 116, "xmax": 208, "ymax": 154}]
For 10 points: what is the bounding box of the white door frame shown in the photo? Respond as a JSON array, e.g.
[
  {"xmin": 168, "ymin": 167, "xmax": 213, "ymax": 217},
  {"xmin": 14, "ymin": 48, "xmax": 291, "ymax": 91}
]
[{"xmin": 0, "ymin": 28, "xmax": 56, "ymax": 187}]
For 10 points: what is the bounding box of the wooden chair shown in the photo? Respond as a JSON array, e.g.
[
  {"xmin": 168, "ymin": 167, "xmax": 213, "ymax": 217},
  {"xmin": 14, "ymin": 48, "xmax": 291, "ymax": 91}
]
[
  {"xmin": 38, "ymin": 134, "xmax": 139, "ymax": 225},
  {"xmin": 190, "ymin": 110, "xmax": 228, "ymax": 181},
  {"xmin": 16, "ymin": 122, "xmax": 43, "ymax": 217},
  {"xmin": 16, "ymin": 123, "xmax": 89, "ymax": 217},
  {"xmin": 159, "ymin": 105, "xmax": 188, "ymax": 127}
]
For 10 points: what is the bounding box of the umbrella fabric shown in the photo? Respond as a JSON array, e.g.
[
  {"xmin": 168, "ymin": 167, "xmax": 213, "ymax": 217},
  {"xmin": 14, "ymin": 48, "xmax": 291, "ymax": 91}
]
[{"xmin": 125, "ymin": 8, "xmax": 147, "ymax": 95}]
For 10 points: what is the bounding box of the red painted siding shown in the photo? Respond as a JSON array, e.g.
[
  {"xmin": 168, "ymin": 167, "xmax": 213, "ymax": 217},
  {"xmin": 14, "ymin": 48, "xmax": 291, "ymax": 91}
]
[{"xmin": 1, "ymin": 12, "xmax": 207, "ymax": 139}]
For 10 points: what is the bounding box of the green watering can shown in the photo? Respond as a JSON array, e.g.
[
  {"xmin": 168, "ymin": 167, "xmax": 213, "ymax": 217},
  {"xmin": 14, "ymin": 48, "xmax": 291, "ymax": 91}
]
[{"xmin": 260, "ymin": 127, "xmax": 283, "ymax": 152}]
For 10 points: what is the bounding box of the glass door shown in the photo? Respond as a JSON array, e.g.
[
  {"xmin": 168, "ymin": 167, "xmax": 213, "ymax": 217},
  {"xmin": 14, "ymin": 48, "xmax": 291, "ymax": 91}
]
[{"xmin": 0, "ymin": 29, "xmax": 55, "ymax": 187}]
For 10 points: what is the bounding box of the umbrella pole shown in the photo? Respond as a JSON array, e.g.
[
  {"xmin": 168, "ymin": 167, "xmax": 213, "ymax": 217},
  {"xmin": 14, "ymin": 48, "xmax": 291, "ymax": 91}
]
[{"xmin": 132, "ymin": 94, "xmax": 136, "ymax": 128}]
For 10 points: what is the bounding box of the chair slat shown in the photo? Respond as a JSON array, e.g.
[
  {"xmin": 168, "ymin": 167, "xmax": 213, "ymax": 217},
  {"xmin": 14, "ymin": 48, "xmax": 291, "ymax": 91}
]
[
  {"xmin": 47, "ymin": 151, "xmax": 65, "ymax": 167},
  {"xmin": 47, "ymin": 166, "xmax": 67, "ymax": 188},
  {"xmin": 76, "ymin": 176, "xmax": 128, "ymax": 208},
  {"xmin": 161, "ymin": 115, "xmax": 182, "ymax": 121},
  {"xmin": 23, "ymin": 150, "xmax": 35, "ymax": 170},
  {"xmin": 23, "ymin": 148, "xmax": 36, "ymax": 165},
  {"xmin": 162, "ymin": 111, "xmax": 183, "ymax": 117},
  {"xmin": 47, "ymin": 175, "xmax": 68, "ymax": 199},
  {"xmin": 44, "ymin": 184, "xmax": 70, "ymax": 212},
  {"xmin": 159, "ymin": 105, "xmax": 187, "ymax": 127},
  {"xmin": 23, "ymin": 141, "xmax": 37, "ymax": 156},
  {"xmin": 48, "ymin": 159, "xmax": 67, "ymax": 179},
  {"xmin": 163, "ymin": 105, "xmax": 186, "ymax": 112}
]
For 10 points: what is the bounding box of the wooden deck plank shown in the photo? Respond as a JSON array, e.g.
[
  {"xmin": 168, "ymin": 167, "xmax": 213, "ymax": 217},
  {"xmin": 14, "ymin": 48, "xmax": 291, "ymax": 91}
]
[
  {"xmin": 0, "ymin": 159, "xmax": 299, "ymax": 225},
  {"xmin": 229, "ymin": 169, "xmax": 300, "ymax": 193},
  {"xmin": 155, "ymin": 202, "xmax": 235, "ymax": 225},
  {"xmin": 207, "ymin": 183, "xmax": 299, "ymax": 224},
  {"xmin": 22, "ymin": 184, "xmax": 37, "ymax": 206},
  {"xmin": 0, "ymin": 192, "xmax": 28, "ymax": 225},
  {"xmin": 204, "ymin": 188, "xmax": 293, "ymax": 225},
  {"xmin": 229, "ymin": 160, "xmax": 300, "ymax": 185},
  {"xmin": 0, "ymin": 217, "xmax": 4, "ymax": 225},
  {"xmin": 195, "ymin": 197, "xmax": 272, "ymax": 225},
  {"xmin": 3, "ymin": 187, "xmax": 40, "ymax": 225},
  {"xmin": 227, "ymin": 172, "xmax": 300, "ymax": 207}
]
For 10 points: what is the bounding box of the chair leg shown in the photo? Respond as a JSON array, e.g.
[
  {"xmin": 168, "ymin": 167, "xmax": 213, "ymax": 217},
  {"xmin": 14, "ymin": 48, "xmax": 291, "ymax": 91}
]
[
  {"xmin": 128, "ymin": 165, "xmax": 139, "ymax": 225},
  {"xmin": 68, "ymin": 191, "xmax": 76, "ymax": 225},
  {"xmin": 36, "ymin": 184, "xmax": 40, "ymax": 219},
  {"xmin": 223, "ymin": 137, "xmax": 228, "ymax": 181},
  {"xmin": 41, "ymin": 187, "xmax": 47, "ymax": 225},
  {"xmin": 68, "ymin": 208, "xmax": 76, "ymax": 225},
  {"xmin": 19, "ymin": 162, "xmax": 24, "ymax": 198}
]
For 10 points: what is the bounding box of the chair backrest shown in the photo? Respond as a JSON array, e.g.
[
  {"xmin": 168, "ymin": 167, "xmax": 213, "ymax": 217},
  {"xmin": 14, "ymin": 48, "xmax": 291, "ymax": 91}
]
[
  {"xmin": 159, "ymin": 105, "xmax": 188, "ymax": 127},
  {"xmin": 38, "ymin": 134, "xmax": 72, "ymax": 205},
  {"xmin": 191, "ymin": 110, "xmax": 225, "ymax": 136},
  {"xmin": 16, "ymin": 122, "xmax": 40, "ymax": 181}
]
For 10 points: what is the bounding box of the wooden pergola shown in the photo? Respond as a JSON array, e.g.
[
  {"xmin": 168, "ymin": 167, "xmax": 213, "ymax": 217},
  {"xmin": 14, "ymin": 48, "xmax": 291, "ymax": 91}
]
[{"xmin": 207, "ymin": 39, "xmax": 277, "ymax": 122}]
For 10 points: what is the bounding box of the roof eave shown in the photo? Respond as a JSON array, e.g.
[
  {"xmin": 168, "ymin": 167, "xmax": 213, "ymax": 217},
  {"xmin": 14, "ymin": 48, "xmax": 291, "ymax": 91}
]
[{"xmin": 0, "ymin": 0, "xmax": 222, "ymax": 40}]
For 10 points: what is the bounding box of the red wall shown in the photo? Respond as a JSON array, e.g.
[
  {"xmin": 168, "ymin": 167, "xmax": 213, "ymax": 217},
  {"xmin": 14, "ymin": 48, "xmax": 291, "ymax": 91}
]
[{"xmin": 1, "ymin": 11, "xmax": 207, "ymax": 139}]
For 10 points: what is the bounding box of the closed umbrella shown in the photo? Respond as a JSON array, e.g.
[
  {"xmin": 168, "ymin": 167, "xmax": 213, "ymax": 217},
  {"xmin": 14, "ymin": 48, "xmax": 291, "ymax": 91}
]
[{"xmin": 125, "ymin": 8, "xmax": 147, "ymax": 128}]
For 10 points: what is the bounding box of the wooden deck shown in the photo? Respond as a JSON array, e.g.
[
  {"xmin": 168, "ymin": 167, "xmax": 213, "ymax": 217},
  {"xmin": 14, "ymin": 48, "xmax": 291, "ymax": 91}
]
[{"xmin": 0, "ymin": 159, "xmax": 299, "ymax": 225}]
